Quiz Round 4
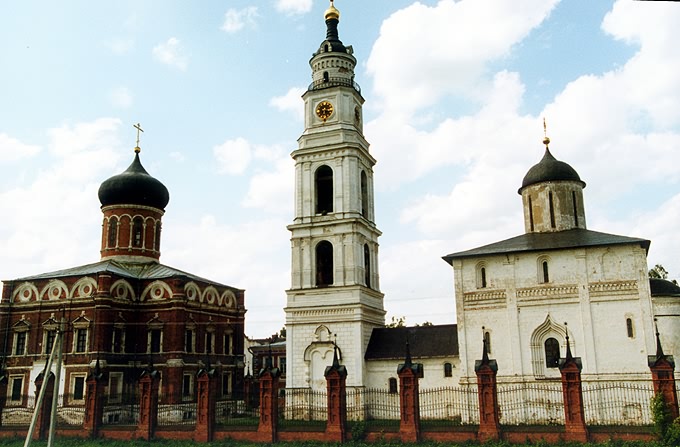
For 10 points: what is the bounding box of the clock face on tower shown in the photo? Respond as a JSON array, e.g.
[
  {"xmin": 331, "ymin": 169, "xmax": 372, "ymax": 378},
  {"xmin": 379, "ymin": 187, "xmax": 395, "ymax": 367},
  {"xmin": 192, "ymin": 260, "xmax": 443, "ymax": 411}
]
[{"xmin": 315, "ymin": 101, "xmax": 334, "ymax": 121}]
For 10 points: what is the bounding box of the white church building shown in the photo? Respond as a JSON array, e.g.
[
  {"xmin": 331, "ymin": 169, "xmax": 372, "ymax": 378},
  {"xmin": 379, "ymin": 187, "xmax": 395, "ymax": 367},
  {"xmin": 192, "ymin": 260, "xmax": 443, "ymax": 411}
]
[{"xmin": 285, "ymin": 1, "xmax": 679, "ymax": 394}]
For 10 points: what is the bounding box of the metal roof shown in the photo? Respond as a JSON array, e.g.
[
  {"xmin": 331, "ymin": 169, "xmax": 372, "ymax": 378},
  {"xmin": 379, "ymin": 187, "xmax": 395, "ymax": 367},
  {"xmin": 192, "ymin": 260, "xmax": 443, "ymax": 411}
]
[
  {"xmin": 7, "ymin": 259, "xmax": 240, "ymax": 290},
  {"xmin": 443, "ymin": 228, "xmax": 650, "ymax": 264},
  {"xmin": 364, "ymin": 324, "xmax": 458, "ymax": 360}
]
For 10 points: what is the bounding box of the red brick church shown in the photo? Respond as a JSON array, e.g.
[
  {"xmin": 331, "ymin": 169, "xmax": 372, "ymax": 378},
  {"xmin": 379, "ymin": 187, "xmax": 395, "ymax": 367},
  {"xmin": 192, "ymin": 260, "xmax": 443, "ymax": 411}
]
[{"xmin": 0, "ymin": 140, "xmax": 245, "ymax": 409}]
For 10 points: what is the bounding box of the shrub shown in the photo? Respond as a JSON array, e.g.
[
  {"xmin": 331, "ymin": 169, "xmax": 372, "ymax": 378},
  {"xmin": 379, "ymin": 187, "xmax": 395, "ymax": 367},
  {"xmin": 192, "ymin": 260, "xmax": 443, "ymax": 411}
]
[{"xmin": 651, "ymin": 392, "xmax": 673, "ymax": 441}]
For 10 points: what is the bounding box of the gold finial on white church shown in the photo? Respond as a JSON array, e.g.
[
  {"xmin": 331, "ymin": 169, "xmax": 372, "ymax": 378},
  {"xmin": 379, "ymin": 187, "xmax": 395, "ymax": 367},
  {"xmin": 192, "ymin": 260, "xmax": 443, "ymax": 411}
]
[
  {"xmin": 542, "ymin": 117, "xmax": 550, "ymax": 149},
  {"xmin": 133, "ymin": 122, "xmax": 144, "ymax": 153}
]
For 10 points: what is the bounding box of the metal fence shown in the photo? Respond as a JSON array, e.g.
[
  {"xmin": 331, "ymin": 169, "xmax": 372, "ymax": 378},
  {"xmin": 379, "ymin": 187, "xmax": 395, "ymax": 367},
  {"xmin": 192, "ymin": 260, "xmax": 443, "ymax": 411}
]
[
  {"xmin": 215, "ymin": 398, "xmax": 259, "ymax": 427},
  {"xmin": 102, "ymin": 393, "xmax": 140, "ymax": 426},
  {"xmin": 1, "ymin": 395, "xmax": 35, "ymax": 426},
  {"xmin": 497, "ymin": 382, "xmax": 564, "ymax": 425},
  {"xmin": 346, "ymin": 387, "xmax": 400, "ymax": 428},
  {"xmin": 157, "ymin": 402, "xmax": 197, "ymax": 426},
  {"xmin": 420, "ymin": 385, "xmax": 479, "ymax": 425},
  {"xmin": 56, "ymin": 394, "xmax": 85, "ymax": 427},
  {"xmin": 582, "ymin": 381, "xmax": 654, "ymax": 426},
  {"xmin": 279, "ymin": 388, "xmax": 327, "ymax": 429}
]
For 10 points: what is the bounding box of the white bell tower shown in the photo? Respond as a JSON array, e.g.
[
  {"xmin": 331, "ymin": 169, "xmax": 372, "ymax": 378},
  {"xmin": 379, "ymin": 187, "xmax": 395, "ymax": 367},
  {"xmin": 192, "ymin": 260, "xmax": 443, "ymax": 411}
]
[{"xmin": 285, "ymin": 1, "xmax": 385, "ymax": 390}]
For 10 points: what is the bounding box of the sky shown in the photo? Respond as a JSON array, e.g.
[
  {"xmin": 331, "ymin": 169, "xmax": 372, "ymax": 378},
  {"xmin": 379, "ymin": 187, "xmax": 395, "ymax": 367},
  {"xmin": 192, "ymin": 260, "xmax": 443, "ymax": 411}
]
[{"xmin": 1, "ymin": 0, "xmax": 679, "ymax": 338}]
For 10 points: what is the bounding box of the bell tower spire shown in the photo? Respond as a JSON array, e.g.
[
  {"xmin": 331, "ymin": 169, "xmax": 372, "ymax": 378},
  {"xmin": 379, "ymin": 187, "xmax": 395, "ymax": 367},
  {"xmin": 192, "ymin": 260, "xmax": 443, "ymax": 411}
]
[{"xmin": 285, "ymin": 1, "xmax": 385, "ymax": 391}]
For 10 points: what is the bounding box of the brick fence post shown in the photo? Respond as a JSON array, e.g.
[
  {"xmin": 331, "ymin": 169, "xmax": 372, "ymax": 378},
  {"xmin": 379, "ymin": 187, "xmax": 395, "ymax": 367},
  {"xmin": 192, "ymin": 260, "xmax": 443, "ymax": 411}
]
[
  {"xmin": 256, "ymin": 358, "xmax": 280, "ymax": 443},
  {"xmin": 83, "ymin": 362, "xmax": 106, "ymax": 438},
  {"xmin": 195, "ymin": 368, "xmax": 216, "ymax": 442},
  {"xmin": 33, "ymin": 372, "xmax": 55, "ymax": 441},
  {"xmin": 398, "ymin": 341, "xmax": 423, "ymax": 443},
  {"xmin": 559, "ymin": 335, "xmax": 588, "ymax": 443},
  {"xmin": 475, "ymin": 339, "xmax": 500, "ymax": 442},
  {"xmin": 136, "ymin": 368, "xmax": 160, "ymax": 441},
  {"xmin": 648, "ymin": 328, "xmax": 678, "ymax": 421},
  {"xmin": 324, "ymin": 345, "xmax": 347, "ymax": 442}
]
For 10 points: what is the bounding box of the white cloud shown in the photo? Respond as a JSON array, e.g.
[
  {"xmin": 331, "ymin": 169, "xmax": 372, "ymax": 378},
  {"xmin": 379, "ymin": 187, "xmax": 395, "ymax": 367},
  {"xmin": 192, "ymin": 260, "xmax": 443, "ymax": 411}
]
[
  {"xmin": 366, "ymin": 0, "xmax": 559, "ymax": 114},
  {"xmin": 213, "ymin": 137, "xmax": 253, "ymax": 175},
  {"xmin": 161, "ymin": 214, "xmax": 290, "ymax": 336},
  {"xmin": 270, "ymin": 87, "xmax": 305, "ymax": 121},
  {"xmin": 221, "ymin": 7, "xmax": 259, "ymax": 34},
  {"xmin": 47, "ymin": 118, "xmax": 123, "ymax": 157},
  {"xmin": 0, "ymin": 134, "xmax": 41, "ymax": 162},
  {"xmin": 106, "ymin": 37, "xmax": 134, "ymax": 55},
  {"xmin": 364, "ymin": 0, "xmax": 680, "ymax": 308},
  {"xmin": 109, "ymin": 86, "xmax": 133, "ymax": 108},
  {"xmin": 275, "ymin": 0, "xmax": 313, "ymax": 15},
  {"xmin": 242, "ymin": 157, "xmax": 294, "ymax": 214},
  {"xmin": 0, "ymin": 119, "xmax": 125, "ymax": 279},
  {"xmin": 152, "ymin": 37, "xmax": 188, "ymax": 71}
]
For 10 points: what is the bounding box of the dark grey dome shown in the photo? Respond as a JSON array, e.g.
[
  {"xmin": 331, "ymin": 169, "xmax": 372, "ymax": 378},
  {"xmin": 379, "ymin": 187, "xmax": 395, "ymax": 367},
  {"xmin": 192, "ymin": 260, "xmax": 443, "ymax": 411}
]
[
  {"xmin": 650, "ymin": 278, "xmax": 680, "ymax": 297},
  {"xmin": 98, "ymin": 153, "xmax": 169, "ymax": 210},
  {"xmin": 519, "ymin": 148, "xmax": 585, "ymax": 192}
]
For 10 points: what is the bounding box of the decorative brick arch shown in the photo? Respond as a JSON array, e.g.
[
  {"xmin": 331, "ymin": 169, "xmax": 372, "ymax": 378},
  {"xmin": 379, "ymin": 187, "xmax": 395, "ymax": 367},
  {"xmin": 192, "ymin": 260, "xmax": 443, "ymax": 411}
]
[
  {"xmin": 13, "ymin": 282, "xmax": 39, "ymax": 303},
  {"xmin": 71, "ymin": 277, "xmax": 97, "ymax": 299},
  {"xmin": 40, "ymin": 280, "xmax": 69, "ymax": 301},
  {"xmin": 141, "ymin": 281, "xmax": 173, "ymax": 301},
  {"xmin": 202, "ymin": 286, "xmax": 219, "ymax": 305},
  {"xmin": 220, "ymin": 290, "xmax": 236, "ymax": 308},
  {"xmin": 184, "ymin": 282, "xmax": 201, "ymax": 301},
  {"xmin": 110, "ymin": 279, "xmax": 136, "ymax": 301}
]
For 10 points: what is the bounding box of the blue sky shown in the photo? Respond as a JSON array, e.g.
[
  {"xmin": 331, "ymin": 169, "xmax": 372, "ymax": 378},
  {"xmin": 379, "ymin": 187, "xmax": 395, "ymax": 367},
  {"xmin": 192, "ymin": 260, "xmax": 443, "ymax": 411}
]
[{"xmin": 1, "ymin": 0, "xmax": 679, "ymax": 338}]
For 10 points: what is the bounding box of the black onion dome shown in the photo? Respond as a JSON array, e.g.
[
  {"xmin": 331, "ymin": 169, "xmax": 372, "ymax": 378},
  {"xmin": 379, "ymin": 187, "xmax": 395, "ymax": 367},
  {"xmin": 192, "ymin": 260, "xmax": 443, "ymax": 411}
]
[
  {"xmin": 98, "ymin": 153, "xmax": 170, "ymax": 210},
  {"xmin": 650, "ymin": 278, "xmax": 680, "ymax": 297},
  {"xmin": 519, "ymin": 148, "xmax": 586, "ymax": 193}
]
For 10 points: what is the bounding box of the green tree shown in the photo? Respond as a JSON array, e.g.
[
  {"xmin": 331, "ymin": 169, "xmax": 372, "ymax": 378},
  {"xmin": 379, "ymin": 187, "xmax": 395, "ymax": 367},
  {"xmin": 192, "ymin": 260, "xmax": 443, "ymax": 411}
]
[
  {"xmin": 649, "ymin": 264, "xmax": 678, "ymax": 285},
  {"xmin": 386, "ymin": 316, "xmax": 406, "ymax": 328}
]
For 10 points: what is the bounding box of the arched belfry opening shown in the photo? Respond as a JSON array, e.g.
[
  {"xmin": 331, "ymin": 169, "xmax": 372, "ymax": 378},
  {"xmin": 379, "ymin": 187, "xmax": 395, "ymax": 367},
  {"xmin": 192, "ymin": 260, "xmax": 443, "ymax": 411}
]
[
  {"xmin": 315, "ymin": 165, "xmax": 333, "ymax": 215},
  {"xmin": 364, "ymin": 244, "xmax": 371, "ymax": 288},
  {"xmin": 316, "ymin": 241, "xmax": 334, "ymax": 287},
  {"xmin": 108, "ymin": 217, "xmax": 118, "ymax": 248},
  {"xmin": 360, "ymin": 170, "xmax": 368, "ymax": 217},
  {"xmin": 132, "ymin": 216, "xmax": 144, "ymax": 248}
]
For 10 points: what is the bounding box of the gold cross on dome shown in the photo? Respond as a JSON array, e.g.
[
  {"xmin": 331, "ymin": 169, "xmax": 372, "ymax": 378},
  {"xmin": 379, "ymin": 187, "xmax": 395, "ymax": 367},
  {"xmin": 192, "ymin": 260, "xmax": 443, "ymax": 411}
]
[{"xmin": 133, "ymin": 122, "xmax": 144, "ymax": 153}]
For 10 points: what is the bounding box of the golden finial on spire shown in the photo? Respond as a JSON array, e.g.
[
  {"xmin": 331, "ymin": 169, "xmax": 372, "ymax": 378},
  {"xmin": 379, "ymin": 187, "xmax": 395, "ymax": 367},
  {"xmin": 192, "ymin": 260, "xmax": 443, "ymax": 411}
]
[
  {"xmin": 325, "ymin": 0, "xmax": 340, "ymax": 21},
  {"xmin": 542, "ymin": 117, "xmax": 550, "ymax": 149},
  {"xmin": 133, "ymin": 122, "xmax": 144, "ymax": 153}
]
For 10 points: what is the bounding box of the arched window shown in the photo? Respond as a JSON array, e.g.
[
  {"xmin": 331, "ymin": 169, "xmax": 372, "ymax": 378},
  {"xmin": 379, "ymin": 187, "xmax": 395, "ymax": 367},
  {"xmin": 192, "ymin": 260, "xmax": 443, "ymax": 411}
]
[
  {"xmin": 528, "ymin": 196, "xmax": 535, "ymax": 232},
  {"xmin": 316, "ymin": 241, "xmax": 334, "ymax": 287},
  {"xmin": 572, "ymin": 191, "xmax": 578, "ymax": 227},
  {"xmin": 484, "ymin": 331, "xmax": 492, "ymax": 355},
  {"xmin": 541, "ymin": 260, "xmax": 550, "ymax": 283},
  {"xmin": 360, "ymin": 170, "xmax": 368, "ymax": 217},
  {"xmin": 549, "ymin": 191, "xmax": 556, "ymax": 229},
  {"xmin": 315, "ymin": 165, "xmax": 333, "ymax": 215},
  {"xmin": 132, "ymin": 217, "xmax": 144, "ymax": 248},
  {"xmin": 388, "ymin": 377, "xmax": 397, "ymax": 393},
  {"xmin": 544, "ymin": 337, "xmax": 560, "ymax": 368},
  {"xmin": 108, "ymin": 217, "xmax": 118, "ymax": 248},
  {"xmin": 154, "ymin": 221, "xmax": 162, "ymax": 251},
  {"xmin": 443, "ymin": 362, "xmax": 453, "ymax": 378},
  {"xmin": 323, "ymin": 71, "xmax": 329, "ymax": 82},
  {"xmin": 476, "ymin": 263, "xmax": 487, "ymax": 288},
  {"xmin": 626, "ymin": 318, "xmax": 634, "ymax": 338},
  {"xmin": 364, "ymin": 244, "xmax": 371, "ymax": 288}
]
